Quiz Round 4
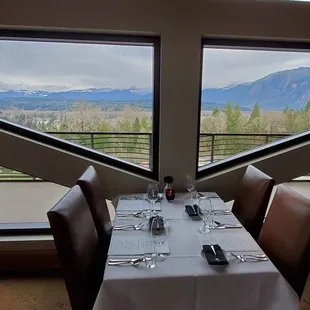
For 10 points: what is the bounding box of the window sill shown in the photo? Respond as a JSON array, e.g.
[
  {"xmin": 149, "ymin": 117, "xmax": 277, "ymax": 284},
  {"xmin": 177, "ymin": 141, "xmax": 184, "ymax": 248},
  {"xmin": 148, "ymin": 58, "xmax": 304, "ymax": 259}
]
[{"xmin": 0, "ymin": 234, "xmax": 55, "ymax": 251}]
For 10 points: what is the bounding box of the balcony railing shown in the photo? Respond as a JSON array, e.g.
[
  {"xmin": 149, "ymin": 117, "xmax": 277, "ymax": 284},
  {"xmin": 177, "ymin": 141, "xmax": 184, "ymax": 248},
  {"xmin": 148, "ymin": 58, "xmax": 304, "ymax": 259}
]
[
  {"xmin": 46, "ymin": 131, "xmax": 152, "ymax": 168},
  {"xmin": 0, "ymin": 132, "xmax": 291, "ymax": 180},
  {"xmin": 198, "ymin": 133, "xmax": 289, "ymax": 166}
]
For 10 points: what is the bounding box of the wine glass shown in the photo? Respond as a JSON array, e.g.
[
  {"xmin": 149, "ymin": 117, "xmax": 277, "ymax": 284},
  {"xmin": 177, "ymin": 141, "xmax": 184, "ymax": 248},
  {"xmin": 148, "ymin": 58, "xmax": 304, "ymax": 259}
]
[
  {"xmin": 151, "ymin": 216, "xmax": 168, "ymax": 261},
  {"xmin": 185, "ymin": 174, "xmax": 196, "ymax": 199},
  {"xmin": 197, "ymin": 197, "xmax": 212, "ymax": 233},
  {"xmin": 147, "ymin": 183, "xmax": 159, "ymax": 212}
]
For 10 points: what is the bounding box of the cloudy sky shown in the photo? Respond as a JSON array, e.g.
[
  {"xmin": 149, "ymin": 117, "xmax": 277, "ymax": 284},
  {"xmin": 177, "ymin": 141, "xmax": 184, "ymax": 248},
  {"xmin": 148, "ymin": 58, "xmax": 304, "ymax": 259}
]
[
  {"xmin": 203, "ymin": 48, "xmax": 310, "ymax": 88},
  {"xmin": 1, "ymin": 40, "xmax": 310, "ymax": 91},
  {"xmin": 0, "ymin": 40, "xmax": 153, "ymax": 91}
]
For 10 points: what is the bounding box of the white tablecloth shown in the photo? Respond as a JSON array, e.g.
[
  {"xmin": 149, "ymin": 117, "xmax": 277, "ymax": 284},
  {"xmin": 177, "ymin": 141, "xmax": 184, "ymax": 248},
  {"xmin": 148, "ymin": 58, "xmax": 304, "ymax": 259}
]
[{"xmin": 94, "ymin": 193, "xmax": 299, "ymax": 310}]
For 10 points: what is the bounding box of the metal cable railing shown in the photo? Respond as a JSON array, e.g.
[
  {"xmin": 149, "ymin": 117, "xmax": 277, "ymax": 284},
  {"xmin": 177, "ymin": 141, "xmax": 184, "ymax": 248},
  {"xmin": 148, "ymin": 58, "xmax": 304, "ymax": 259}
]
[
  {"xmin": 198, "ymin": 133, "xmax": 289, "ymax": 166},
  {"xmin": 0, "ymin": 132, "xmax": 293, "ymax": 180}
]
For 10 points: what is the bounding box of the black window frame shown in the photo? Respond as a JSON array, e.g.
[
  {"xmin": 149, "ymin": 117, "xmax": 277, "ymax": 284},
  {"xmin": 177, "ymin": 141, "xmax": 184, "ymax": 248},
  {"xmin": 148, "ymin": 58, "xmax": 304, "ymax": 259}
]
[
  {"xmin": 0, "ymin": 29, "xmax": 160, "ymax": 180},
  {"xmin": 197, "ymin": 37, "xmax": 310, "ymax": 179}
]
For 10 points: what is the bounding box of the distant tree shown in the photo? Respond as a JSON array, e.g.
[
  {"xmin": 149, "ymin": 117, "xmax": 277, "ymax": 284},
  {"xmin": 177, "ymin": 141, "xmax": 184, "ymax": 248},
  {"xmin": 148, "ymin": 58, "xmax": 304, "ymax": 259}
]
[
  {"xmin": 249, "ymin": 103, "xmax": 261, "ymax": 120},
  {"xmin": 133, "ymin": 117, "xmax": 141, "ymax": 132},
  {"xmin": 224, "ymin": 102, "xmax": 241, "ymax": 133},
  {"xmin": 224, "ymin": 101, "xmax": 234, "ymax": 132},
  {"xmin": 140, "ymin": 115, "xmax": 152, "ymax": 132},
  {"xmin": 282, "ymin": 109, "xmax": 300, "ymax": 133},
  {"xmin": 246, "ymin": 103, "xmax": 262, "ymax": 133},
  {"xmin": 211, "ymin": 107, "xmax": 220, "ymax": 116},
  {"xmin": 117, "ymin": 118, "xmax": 133, "ymax": 132},
  {"xmin": 304, "ymin": 101, "xmax": 310, "ymax": 112}
]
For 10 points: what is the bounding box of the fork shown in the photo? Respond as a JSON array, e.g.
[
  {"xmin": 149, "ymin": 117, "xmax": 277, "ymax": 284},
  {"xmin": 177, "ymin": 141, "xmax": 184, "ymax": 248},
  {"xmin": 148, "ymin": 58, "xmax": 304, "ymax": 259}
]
[
  {"xmin": 211, "ymin": 244, "xmax": 220, "ymax": 262},
  {"xmin": 114, "ymin": 222, "xmax": 144, "ymax": 230}
]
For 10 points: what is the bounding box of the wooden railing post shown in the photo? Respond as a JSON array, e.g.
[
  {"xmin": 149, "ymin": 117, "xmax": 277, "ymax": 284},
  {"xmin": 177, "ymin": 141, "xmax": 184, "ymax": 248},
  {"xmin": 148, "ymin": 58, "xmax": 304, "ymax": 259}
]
[
  {"xmin": 90, "ymin": 133, "xmax": 94, "ymax": 149},
  {"xmin": 211, "ymin": 134, "xmax": 215, "ymax": 163},
  {"xmin": 149, "ymin": 134, "xmax": 153, "ymax": 170}
]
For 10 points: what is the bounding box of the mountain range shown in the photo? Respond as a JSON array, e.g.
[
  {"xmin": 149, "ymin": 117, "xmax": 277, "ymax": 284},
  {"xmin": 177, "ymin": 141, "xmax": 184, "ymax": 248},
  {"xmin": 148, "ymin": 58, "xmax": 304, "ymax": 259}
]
[{"xmin": 1, "ymin": 67, "xmax": 310, "ymax": 111}]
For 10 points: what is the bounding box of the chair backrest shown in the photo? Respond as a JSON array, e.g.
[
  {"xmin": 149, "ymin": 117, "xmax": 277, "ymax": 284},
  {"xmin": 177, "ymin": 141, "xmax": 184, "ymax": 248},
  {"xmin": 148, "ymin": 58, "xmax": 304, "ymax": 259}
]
[
  {"xmin": 77, "ymin": 165, "xmax": 112, "ymax": 249},
  {"xmin": 47, "ymin": 185, "xmax": 103, "ymax": 310},
  {"xmin": 232, "ymin": 165, "xmax": 275, "ymax": 240},
  {"xmin": 258, "ymin": 185, "xmax": 310, "ymax": 298}
]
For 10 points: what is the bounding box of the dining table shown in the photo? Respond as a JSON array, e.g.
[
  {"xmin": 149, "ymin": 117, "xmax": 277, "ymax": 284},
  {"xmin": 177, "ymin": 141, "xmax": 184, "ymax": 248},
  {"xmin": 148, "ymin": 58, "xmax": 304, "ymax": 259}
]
[{"xmin": 93, "ymin": 192, "xmax": 299, "ymax": 310}]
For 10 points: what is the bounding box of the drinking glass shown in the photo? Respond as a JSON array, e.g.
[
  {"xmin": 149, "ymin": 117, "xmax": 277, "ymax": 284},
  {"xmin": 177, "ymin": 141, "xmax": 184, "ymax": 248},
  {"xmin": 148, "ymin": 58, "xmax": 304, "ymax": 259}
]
[
  {"xmin": 147, "ymin": 183, "xmax": 159, "ymax": 212},
  {"xmin": 151, "ymin": 216, "xmax": 168, "ymax": 261},
  {"xmin": 185, "ymin": 174, "xmax": 196, "ymax": 199},
  {"xmin": 206, "ymin": 197, "xmax": 216, "ymax": 229},
  {"xmin": 197, "ymin": 197, "xmax": 212, "ymax": 233},
  {"xmin": 144, "ymin": 242, "xmax": 157, "ymax": 269}
]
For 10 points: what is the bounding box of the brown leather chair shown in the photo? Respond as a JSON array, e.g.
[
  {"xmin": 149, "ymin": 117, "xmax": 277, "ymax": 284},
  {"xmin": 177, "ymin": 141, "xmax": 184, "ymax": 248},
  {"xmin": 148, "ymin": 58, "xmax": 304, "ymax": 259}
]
[
  {"xmin": 77, "ymin": 165, "xmax": 112, "ymax": 252},
  {"xmin": 258, "ymin": 185, "xmax": 310, "ymax": 298},
  {"xmin": 47, "ymin": 185, "xmax": 104, "ymax": 310},
  {"xmin": 232, "ymin": 165, "xmax": 275, "ymax": 241}
]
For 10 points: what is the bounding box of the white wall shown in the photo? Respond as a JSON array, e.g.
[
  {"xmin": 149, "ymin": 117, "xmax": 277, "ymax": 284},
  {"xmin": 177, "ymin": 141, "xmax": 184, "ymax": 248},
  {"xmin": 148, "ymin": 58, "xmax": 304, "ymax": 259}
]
[{"xmin": 1, "ymin": 0, "xmax": 310, "ymax": 197}]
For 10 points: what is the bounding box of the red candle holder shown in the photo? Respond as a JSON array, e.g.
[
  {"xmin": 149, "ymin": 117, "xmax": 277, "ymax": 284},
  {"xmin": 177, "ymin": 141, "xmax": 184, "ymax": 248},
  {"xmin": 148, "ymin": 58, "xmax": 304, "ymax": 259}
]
[{"xmin": 166, "ymin": 188, "xmax": 175, "ymax": 201}]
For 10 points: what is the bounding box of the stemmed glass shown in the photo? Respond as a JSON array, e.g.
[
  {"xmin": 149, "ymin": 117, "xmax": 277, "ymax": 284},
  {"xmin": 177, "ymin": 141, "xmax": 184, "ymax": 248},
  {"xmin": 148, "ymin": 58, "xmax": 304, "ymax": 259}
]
[
  {"xmin": 147, "ymin": 183, "xmax": 159, "ymax": 213},
  {"xmin": 151, "ymin": 216, "xmax": 168, "ymax": 261},
  {"xmin": 197, "ymin": 197, "xmax": 212, "ymax": 233},
  {"xmin": 206, "ymin": 197, "xmax": 216, "ymax": 229},
  {"xmin": 185, "ymin": 174, "xmax": 196, "ymax": 199}
]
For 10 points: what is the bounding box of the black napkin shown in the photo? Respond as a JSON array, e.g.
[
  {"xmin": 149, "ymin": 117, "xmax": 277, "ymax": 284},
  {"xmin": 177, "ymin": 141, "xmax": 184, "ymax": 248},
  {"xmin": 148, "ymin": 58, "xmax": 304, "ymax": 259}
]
[
  {"xmin": 185, "ymin": 204, "xmax": 198, "ymax": 216},
  {"xmin": 202, "ymin": 244, "xmax": 228, "ymax": 265}
]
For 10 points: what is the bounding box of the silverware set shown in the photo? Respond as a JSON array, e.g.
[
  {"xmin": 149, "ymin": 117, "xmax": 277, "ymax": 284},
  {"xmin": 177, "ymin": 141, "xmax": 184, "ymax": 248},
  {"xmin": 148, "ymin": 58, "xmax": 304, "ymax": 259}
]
[
  {"xmin": 198, "ymin": 192, "xmax": 220, "ymax": 199},
  {"xmin": 120, "ymin": 195, "xmax": 145, "ymax": 200},
  {"xmin": 108, "ymin": 253, "xmax": 168, "ymax": 266},
  {"xmin": 114, "ymin": 222, "xmax": 145, "ymax": 231},
  {"xmin": 117, "ymin": 211, "xmax": 158, "ymax": 218},
  {"xmin": 212, "ymin": 210, "xmax": 232, "ymax": 215},
  {"xmin": 214, "ymin": 221, "xmax": 242, "ymax": 229},
  {"xmin": 230, "ymin": 252, "xmax": 268, "ymax": 262},
  {"xmin": 108, "ymin": 258, "xmax": 144, "ymax": 266}
]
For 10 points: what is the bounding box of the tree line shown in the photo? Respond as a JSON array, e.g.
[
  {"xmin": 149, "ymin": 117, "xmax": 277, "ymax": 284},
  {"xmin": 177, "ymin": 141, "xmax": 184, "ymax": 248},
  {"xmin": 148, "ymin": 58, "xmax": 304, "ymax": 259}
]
[{"xmin": 2, "ymin": 100, "xmax": 310, "ymax": 166}]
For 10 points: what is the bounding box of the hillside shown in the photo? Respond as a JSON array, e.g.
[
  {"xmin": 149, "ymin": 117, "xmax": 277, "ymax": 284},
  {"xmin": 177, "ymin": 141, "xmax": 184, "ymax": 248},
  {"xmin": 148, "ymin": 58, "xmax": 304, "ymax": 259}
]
[
  {"xmin": 201, "ymin": 67, "xmax": 310, "ymax": 110},
  {"xmin": 1, "ymin": 67, "xmax": 310, "ymax": 111}
]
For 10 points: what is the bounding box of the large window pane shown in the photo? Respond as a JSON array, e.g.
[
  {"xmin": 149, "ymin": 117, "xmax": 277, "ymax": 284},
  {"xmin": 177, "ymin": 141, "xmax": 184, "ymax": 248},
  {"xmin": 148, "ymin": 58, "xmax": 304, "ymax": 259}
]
[
  {"xmin": 0, "ymin": 34, "xmax": 159, "ymax": 173},
  {"xmin": 199, "ymin": 43, "xmax": 310, "ymax": 169}
]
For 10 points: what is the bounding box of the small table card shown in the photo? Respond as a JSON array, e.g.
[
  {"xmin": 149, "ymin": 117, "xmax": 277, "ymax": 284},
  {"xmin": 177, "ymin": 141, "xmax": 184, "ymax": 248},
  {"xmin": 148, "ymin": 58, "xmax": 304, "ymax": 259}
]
[
  {"xmin": 117, "ymin": 199, "xmax": 161, "ymax": 211},
  {"xmin": 199, "ymin": 232, "xmax": 261, "ymax": 252},
  {"xmin": 108, "ymin": 235, "xmax": 170, "ymax": 255}
]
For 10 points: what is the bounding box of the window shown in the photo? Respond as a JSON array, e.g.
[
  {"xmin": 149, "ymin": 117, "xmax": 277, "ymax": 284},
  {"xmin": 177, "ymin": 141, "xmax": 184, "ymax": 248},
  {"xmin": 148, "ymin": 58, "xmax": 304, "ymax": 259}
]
[
  {"xmin": 0, "ymin": 30, "xmax": 160, "ymax": 178},
  {"xmin": 0, "ymin": 166, "xmax": 68, "ymax": 227},
  {"xmin": 198, "ymin": 39, "xmax": 310, "ymax": 172}
]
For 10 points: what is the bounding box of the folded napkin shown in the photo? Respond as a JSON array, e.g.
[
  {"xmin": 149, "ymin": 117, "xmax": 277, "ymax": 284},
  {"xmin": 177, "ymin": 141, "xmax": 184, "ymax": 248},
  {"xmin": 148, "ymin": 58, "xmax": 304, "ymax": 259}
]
[
  {"xmin": 203, "ymin": 244, "xmax": 228, "ymax": 265},
  {"xmin": 185, "ymin": 204, "xmax": 198, "ymax": 216}
]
